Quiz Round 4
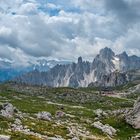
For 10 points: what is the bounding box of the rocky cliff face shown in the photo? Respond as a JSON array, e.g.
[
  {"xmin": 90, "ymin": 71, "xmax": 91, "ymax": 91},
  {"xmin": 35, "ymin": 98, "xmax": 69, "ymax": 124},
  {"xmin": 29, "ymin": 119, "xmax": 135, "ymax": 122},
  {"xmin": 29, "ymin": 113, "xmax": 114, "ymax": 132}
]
[
  {"xmin": 14, "ymin": 47, "xmax": 140, "ymax": 87},
  {"xmin": 88, "ymin": 71, "xmax": 128, "ymax": 87}
]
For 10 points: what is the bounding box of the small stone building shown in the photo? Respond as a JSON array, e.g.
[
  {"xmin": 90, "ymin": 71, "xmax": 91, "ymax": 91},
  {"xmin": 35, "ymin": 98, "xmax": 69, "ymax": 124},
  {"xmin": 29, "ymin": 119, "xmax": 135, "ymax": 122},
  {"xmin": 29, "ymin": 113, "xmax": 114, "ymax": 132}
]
[{"xmin": 100, "ymin": 87, "xmax": 114, "ymax": 95}]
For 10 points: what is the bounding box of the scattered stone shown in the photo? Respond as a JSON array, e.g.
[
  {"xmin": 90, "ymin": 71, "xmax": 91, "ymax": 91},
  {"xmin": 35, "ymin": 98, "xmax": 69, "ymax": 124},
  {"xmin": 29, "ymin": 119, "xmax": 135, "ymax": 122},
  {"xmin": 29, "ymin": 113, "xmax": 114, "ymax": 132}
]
[
  {"xmin": 36, "ymin": 112, "xmax": 52, "ymax": 121},
  {"xmin": 94, "ymin": 118, "xmax": 99, "ymax": 122},
  {"xmin": 67, "ymin": 126, "xmax": 79, "ymax": 138},
  {"xmin": 15, "ymin": 111, "xmax": 24, "ymax": 119},
  {"xmin": 11, "ymin": 119, "xmax": 48, "ymax": 140},
  {"xmin": 94, "ymin": 109, "xmax": 103, "ymax": 117},
  {"xmin": 0, "ymin": 135, "xmax": 11, "ymax": 140},
  {"xmin": 14, "ymin": 118, "xmax": 22, "ymax": 125},
  {"xmin": 112, "ymin": 109, "xmax": 129, "ymax": 116},
  {"xmin": 94, "ymin": 109, "xmax": 108, "ymax": 118},
  {"xmin": 131, "ymin": 133, "xmax": 140, "ymax": 140},
  {"xmin": 13, "ymin": 96, "xmax": 22, "ymax": 100},
  {"xmin": 92, "ymin": 121, "xmax": 116, "ymax": 136},
  {"xmin": 48, "ymin": 137, "xmax": 64, "ymax": 140},
  {"xmin": 71, "ymin": 137, "xmax": 79, "ymax": 140},
  {"xmin": 65, "ymin": 113, "xmax": 75, "ymax": 118},
  {"xmin": 67, "ymin": 124, "xmax": 96, "ymax": 140},
  {"xmin": 55, "ymin": 111, "xmax": 65, "ymax": 118},
  {"xmin": 11, "ymin": 124, "xmax": 23, "ymax": 132}
]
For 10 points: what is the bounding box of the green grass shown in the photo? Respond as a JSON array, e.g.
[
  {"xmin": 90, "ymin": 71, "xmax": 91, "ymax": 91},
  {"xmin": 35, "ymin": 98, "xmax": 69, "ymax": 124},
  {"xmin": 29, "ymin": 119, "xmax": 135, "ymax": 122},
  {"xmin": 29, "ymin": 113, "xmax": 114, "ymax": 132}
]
[
  {"xmin": 11, "ymin": 132, "xmax": 42, "ymax": 140},
  {"xmin": 102, "ymin": 116, "xmax": 140, "ymax": 140},
  {"xmin": 0, "ymin": 83, "xmax": 139, "ymax": 139},
  {"xmin": 112, "ymin": 83, "xmax": 137, "ymax": 91},
  {"xmin": 24, "ymin": 119, "xmax": 68, "ymax": 138}
]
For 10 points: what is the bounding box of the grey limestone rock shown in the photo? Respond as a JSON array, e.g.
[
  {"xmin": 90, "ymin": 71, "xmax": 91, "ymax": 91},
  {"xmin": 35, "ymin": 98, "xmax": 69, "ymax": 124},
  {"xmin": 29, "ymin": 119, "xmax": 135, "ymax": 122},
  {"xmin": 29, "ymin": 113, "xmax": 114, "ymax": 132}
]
[{"xmin": 126, "ymin": 97, "xmax": 140, "ymax": 129}]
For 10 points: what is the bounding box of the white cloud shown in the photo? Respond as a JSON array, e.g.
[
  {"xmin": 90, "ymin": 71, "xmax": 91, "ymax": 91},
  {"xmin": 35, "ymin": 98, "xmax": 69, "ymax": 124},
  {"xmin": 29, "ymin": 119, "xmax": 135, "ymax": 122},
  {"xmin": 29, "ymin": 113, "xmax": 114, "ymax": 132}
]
[
  {"xmin": 0, "ymin": 26, "xmax": 12, "ymax": 36},
  {"xmin": 46, "ymin": 3, "xmax": 60, "ymax": 10},
  {"xmin": 0, "ymin": 0, "xmax": 139, "ymax": 67},
  {"xmin": 18, "ymin": 2, "xmax": 38, "ymax": 14},
  {"xmin": 113, "ymin": 23, "xmax": 140, "ymax": 56},
  {"xmin": 71, "ymin": 0, "xmax": 105, "ymax": 12}
]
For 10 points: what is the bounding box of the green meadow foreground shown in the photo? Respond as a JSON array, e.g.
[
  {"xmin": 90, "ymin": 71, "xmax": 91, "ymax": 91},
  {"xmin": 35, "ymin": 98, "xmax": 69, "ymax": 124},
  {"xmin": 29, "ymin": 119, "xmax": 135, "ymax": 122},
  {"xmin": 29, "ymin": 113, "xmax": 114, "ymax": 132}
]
[{"xmin": 0, "ymin": 83, "xmax": 140, "ymax": 140}]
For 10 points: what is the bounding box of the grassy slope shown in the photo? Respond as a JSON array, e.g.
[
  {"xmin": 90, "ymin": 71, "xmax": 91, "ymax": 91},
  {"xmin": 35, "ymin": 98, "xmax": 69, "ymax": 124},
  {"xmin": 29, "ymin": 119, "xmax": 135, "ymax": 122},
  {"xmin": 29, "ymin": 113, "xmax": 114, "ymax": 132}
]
[{"xmin": 0, "ymin": 84, "xmax": 139, "ymax": 140}]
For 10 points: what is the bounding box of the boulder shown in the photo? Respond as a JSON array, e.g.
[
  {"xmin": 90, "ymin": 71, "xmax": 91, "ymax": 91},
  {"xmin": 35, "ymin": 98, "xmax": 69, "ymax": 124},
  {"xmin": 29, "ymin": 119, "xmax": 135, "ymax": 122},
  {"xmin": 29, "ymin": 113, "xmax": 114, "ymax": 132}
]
[
  {"xmin": 126, "ymin": 97, "xmax": 140, "ymax": 129},
  {"xmin": 11, "ymin": 123, "xmax": 24, "ymax": 131},
  {"xmin": 131, "ymin": 135, "xmax": 140, "ymax": 140},
  {"xmin": 92, "ymin": 121, "xmax": 116, "ymax": 136},
  {"xmin": 0, "ymin": 135, "xmax": 11, "ymax": 140},
  {"xmin": 94, "ymin": 109, "xmax": 108, "ymax": 118},
  {"xmin": 14, "ymin": 118, "xmax": 22, "ymax": 125},
  {"xmin": 94, "ymin": 109, "xmax": 103, "ymax": 117},
  {"xmin": 0, "ymin": 103, "xmax": 16, "ymax": 118},
  {"xmin": 36, "ymin": 112, "xmax": 52, "ymax": 121},
  {"xmin": 48, "ymin": 138, "xmax": 64, "ymax": 140},
  {"xmin": 55, "ymin": 111, "xmax": 65, "ymax": 118}
]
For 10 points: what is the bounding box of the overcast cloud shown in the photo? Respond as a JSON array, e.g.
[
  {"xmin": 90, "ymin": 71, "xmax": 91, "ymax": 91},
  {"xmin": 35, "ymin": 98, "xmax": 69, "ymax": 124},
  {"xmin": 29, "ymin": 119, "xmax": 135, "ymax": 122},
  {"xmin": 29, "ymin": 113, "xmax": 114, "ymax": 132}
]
[{"xmin": 0, "ymin": 0, "xmax": 140, "ymax": 67}]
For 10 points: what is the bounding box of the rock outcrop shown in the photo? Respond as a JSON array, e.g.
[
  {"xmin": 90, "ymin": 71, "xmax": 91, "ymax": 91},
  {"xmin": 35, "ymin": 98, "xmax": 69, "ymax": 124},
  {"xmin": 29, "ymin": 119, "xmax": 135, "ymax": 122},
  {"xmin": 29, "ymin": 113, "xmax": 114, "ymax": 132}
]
[
  {"xmin": 0, "ymin": 135, "xmax": 11, "ymax": 140},
  {"xmin": 131, "ymin": 134, "xmax": 140, "ymax": 140},
  {"xmin": 36, "ymin": 112, "xmax": 52, "ymax": 121},
  {"xmin": 92, "ymin": 121, "xmax": 116, "ymax": 136},
  {"xmin": 0, "ymin": 103, "xmax": 17, "ymax": 118},
  {"xmin": 94, "ymin": 109, "xmax": 108, "ymax": 118},
  {"xmin": 126, "ymin": 97, "xmax": 140, "ymax": 129}
]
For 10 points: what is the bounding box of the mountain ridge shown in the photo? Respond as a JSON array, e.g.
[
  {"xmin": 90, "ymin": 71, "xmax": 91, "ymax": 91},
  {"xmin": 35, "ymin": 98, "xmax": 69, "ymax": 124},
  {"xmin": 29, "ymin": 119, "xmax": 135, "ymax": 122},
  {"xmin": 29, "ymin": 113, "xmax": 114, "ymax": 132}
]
[
  {"xmin": 14, "ymin": 47, "xmax": 140, "ymax": 87},
  {"xmin": 0, "ymin": 59, "xmax": 71, "ymax": 82}
]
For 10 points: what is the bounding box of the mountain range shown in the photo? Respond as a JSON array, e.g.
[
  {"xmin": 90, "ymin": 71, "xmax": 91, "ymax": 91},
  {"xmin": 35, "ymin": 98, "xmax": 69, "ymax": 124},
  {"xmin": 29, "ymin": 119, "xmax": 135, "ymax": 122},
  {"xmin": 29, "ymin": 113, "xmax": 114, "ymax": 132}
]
[
  {"xmin": 0, "ymin": 59, "xmax": 71, "ymax": 82},
  {"xmin": 14, "ymin": 47, "xmax": 140, "ymax": 87}
]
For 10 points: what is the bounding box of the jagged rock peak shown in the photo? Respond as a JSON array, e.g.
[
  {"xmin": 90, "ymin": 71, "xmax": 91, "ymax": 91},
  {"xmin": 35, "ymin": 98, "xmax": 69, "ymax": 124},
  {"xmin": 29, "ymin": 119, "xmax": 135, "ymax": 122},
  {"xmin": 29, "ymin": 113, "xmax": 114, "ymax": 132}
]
[
  {"xmin": 122, "ymin": 51, "xmax": 128, "ymax": 56},
  {"xmin": 119, "ymin": 51, "xmax": 128, "ymax": 58},
  {"xmin": 14, "ymin": 47, "xmax": 140, "ymax": 87},
  {"xmin": 78, "ymin": 56, "xmax": 83, "ymax": 64},
  {"xmin": 99, "ymin": 47, "xmax": 115, "ymax": 58}
]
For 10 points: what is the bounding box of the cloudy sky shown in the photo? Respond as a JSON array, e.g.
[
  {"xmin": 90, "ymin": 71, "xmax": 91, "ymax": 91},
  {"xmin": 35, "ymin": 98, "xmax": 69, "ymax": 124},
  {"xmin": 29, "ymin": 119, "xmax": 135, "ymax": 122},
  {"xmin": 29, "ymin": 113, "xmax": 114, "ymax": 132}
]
[{"xmin": 0, "ymin": 0, "xmax": 140, "ymax": 67}]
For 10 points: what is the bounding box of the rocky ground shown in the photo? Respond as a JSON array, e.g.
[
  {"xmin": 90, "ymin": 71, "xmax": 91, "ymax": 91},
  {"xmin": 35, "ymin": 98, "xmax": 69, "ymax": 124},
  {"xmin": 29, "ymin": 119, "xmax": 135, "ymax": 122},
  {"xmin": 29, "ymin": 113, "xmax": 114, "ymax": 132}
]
[{"xmin": 0, "ymin": 83, "xmax": 139, "ymax": 140}]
